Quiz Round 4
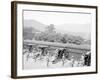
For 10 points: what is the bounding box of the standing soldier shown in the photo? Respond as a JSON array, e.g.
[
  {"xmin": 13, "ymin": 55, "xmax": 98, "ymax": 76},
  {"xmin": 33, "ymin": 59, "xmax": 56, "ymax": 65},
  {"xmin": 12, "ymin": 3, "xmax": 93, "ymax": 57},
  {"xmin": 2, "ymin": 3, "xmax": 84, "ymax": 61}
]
[
  {"xmin": 62, "ymin": 53, "xmax": 66, "ymax": 66},
  {"xmin": 78, "ymin": 53, "xmax": 85, "ymax": 67},
  {"xmin": 71, "ymin": 56, "xmax": 74, "ymax": 67},
  {"xmin": 46, "ymin": 52, "xmax": 50, "ymax": 67},
  {"xmin": 84, "ymin": 51, "xmax": 91, "ymax": 66},
  {"xmin": 26, "ymin": 45, "xmax": 33, "ymax": 61}
]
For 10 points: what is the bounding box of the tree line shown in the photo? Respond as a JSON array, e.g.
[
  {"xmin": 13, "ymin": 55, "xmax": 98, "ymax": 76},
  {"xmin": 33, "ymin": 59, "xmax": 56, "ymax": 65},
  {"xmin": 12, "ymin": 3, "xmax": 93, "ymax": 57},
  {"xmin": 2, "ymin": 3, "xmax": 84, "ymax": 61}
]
[{"xmin": 24, "ymin": 24, "xmax": 90, "ymax": 45}]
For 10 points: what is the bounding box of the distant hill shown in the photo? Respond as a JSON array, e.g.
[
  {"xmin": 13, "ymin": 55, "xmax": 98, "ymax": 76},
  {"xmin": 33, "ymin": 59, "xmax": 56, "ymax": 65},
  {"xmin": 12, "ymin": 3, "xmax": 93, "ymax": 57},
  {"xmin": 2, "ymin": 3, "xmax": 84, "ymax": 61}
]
[
  {"xmin": 24, "ymin": 19, "xmax": 46, "ymax": 32},
  {"xmin": 23, "ymin": 19, "xmax": 91, "ymax": 40},
  {"xmin": 55, "ymin": 23, "xmax": 91, "ymax": 40},
  {"xmin": 23, "ymin": 19, "xmax": 47, "ymax": 40},
  {"xmin": 24, "ymin": 27, "xmax": 39, "ymax": 33}
]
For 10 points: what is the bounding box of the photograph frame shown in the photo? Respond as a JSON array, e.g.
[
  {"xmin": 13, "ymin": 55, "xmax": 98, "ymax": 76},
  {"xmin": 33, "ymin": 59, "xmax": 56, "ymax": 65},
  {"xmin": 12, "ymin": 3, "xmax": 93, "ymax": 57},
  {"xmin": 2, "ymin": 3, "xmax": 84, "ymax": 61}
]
[{"xmin": 11, "ymin": 1, "xmax": 98, "ymax": 79}]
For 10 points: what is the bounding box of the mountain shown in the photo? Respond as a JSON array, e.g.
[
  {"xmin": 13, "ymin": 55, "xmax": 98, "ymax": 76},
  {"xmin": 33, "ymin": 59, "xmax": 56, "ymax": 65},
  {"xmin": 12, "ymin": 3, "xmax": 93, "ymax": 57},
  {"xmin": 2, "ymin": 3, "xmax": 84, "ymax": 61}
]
[
  {"xmin": 55, "ymin": 23, "xmax": 91, "ymax": 40},
  {"xmin": 23, "ymin": 27, "xmax": 39, "ymax": 33},
  {"xmin": 55, "ymin": 23, "xmax": 90, "ymax": 33},
  {"xmin": 24, "ymin": 19, "xmax": 47, "ymax": 32},
  {"xmin": 23, "ymin": 19, "xmax": 91, "ymax": 40}
]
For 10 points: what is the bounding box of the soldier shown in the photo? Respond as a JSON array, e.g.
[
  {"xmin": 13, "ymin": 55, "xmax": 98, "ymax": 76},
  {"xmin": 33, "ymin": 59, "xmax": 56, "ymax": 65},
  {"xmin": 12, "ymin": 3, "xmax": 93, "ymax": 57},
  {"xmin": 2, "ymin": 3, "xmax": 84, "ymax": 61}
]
[
  {"xmin": 78, "ymin": 53, "xmax": 85, "ymax": 67},
  {"xmin": 52, "ymin": 48, "xmax": 63, "ymax": 64},
  {"xmin": 71, "ymin": 56, "xmax": 74, "ymax": 67},
  {"xmin": 84, "ymin": 51, "xmax": 91, "ymax": 66},
  {"xmin": 62, "ymin": 53, "xmax": 66, "ymax": 66},
  {"xmin": 26, "ymin": 45, "xmax": 33, "ymax": 61}
]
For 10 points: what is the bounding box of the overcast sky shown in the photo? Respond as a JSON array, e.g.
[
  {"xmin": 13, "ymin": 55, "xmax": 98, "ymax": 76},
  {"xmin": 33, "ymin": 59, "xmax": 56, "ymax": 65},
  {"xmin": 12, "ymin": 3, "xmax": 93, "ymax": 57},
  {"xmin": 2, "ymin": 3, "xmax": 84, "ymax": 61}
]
[{"xmin": 23, "ymin": 10, "xmax": 91, "ymax": 33}]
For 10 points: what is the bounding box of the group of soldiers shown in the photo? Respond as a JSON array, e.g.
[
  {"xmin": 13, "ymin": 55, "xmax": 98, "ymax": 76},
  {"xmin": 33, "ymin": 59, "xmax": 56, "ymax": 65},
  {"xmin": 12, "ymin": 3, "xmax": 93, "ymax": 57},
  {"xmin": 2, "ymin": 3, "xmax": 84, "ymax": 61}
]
[{"xmin": 24, "ymin": 45, "xmax": 91, "ymax": 67}]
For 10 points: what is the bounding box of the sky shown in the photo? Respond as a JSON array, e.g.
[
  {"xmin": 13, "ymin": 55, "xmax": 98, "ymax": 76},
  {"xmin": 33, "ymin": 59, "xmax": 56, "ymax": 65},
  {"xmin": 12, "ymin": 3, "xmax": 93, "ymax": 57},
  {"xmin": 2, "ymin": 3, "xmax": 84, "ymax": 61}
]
[{"xmin": 23, "ymin": 10, "xmax": 91, "ymax": 34}]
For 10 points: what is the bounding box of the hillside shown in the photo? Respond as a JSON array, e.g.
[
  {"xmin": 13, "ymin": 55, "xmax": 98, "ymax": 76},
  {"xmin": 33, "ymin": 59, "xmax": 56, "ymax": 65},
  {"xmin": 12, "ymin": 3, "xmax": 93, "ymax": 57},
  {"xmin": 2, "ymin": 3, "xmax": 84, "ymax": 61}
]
[{"xmin": 24, "ymin": 19, "xmax": 46, "ymax": 32}]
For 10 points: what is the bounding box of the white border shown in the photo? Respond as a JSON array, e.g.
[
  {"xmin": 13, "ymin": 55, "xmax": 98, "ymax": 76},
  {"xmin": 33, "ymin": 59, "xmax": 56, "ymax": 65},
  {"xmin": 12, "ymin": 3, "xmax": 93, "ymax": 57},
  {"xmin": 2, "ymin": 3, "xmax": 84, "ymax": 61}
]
[{"xmin": 17, "ymin": 4, "xmax": 96, "ymax": 76}]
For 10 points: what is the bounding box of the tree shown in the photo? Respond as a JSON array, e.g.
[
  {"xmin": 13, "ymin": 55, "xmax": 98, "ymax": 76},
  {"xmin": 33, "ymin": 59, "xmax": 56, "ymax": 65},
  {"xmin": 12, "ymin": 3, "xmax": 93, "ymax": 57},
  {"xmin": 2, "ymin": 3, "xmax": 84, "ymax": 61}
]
[
  {"xmin": 45, "ymin": 24, "xmax": 55, "ymax": 33},
  {"xmin": 61, "ymin": 37, "xmax": 67, "ymax": 43},
  {"xmin": 41, "ymin": 24, "xmax": 56, "ymax": 42},
  {"xmin": 24, "ymin": 27, "xmax": 38, "ymax": 40}
]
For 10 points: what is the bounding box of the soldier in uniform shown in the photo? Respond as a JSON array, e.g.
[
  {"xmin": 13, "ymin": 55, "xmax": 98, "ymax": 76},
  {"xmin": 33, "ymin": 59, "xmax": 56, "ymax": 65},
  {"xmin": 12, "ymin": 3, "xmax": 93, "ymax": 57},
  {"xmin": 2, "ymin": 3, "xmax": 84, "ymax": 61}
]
[
  {"xmin": 84, "ymin": 51, "xmax": 91, "ymax": 66},
  {"xmin": 52, "ymin": 48, "xmax": 69, "ymax": 64}
]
